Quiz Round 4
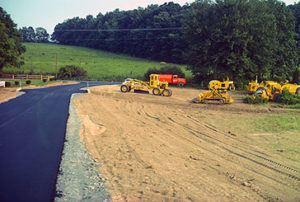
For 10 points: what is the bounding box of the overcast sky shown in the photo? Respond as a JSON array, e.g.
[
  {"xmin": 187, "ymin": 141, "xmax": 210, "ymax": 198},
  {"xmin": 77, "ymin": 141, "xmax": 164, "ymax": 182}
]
[{"xmin": 1, "ymin": 0, "xmax": 299, "ymax": 34}]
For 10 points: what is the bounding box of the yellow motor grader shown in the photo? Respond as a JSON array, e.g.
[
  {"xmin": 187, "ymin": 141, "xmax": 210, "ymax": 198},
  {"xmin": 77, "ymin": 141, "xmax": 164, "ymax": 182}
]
[
  {"xmin": 120, "ymin": 74, "xmax": 172, "ymax": 97},
  {"xmin": 192, "ymin": 88, "xmax": 234, "ymax": 104}
]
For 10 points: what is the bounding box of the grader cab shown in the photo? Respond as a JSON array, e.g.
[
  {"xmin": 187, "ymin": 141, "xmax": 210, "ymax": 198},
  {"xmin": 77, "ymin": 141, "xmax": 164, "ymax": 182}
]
[{"xmin": 120, "ymin": 74, "xmax": 172, "ymax": 97}]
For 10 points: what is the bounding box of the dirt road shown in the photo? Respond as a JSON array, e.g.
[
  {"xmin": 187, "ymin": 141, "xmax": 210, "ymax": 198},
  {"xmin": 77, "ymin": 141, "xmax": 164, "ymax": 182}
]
[{"xmin": 74, "ymin": 85, "xmax": 300, "ymax": 201}]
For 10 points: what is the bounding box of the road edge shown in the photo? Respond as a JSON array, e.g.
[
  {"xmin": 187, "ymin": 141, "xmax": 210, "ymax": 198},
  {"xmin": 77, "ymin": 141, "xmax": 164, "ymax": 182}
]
[{"xmin": 54, "ymin": 93, "xmax": 110, "ymax": 201}]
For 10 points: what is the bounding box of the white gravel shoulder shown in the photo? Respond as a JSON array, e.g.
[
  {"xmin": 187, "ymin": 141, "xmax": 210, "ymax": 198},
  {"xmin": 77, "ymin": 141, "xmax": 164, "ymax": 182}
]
[{"xmin": 55, "ymin": 93, "xmax": 110, "ymax": 201}]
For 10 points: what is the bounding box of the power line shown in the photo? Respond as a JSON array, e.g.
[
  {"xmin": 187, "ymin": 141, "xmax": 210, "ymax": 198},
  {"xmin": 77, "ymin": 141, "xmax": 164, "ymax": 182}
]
[{"xmin": 55, "ymin": 27, "xmax": 185, "ymax": 32}]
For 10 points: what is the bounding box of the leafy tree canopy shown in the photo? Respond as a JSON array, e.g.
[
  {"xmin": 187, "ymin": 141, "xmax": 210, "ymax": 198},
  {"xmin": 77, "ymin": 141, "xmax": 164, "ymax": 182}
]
[
  {"xmin": 184, "ymin": 0, "xmax": 297, "ymax": 84},
  {"xmin": 0, "ymin": 7, "xmax": 26, "ymax": 70}
]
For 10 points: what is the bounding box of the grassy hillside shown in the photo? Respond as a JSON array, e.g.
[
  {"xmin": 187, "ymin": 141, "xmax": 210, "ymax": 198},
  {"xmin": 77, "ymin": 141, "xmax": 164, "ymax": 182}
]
[{"xmin": 3, "ymin": 43, "xmax": 191, "ymax": 81}]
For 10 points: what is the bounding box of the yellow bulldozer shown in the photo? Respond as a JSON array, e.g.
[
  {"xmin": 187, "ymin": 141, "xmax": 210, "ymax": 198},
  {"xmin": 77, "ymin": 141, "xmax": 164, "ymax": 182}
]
[
  {"xmin": 208, "ymin": 77, "xmax": 235, "ymax": 91},
  {"xmin": 120, "ymin": 74, "xmax": 172, "ymax": 96},
  {"xmin": 192, "ymin": 88, "xmax": 234, "ymax": 104}
]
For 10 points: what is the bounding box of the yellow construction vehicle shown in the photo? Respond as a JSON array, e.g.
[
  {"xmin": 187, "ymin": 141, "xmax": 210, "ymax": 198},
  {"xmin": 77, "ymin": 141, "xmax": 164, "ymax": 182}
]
[
  {"xmin": 120, "ymin": 74, "xmax": 172, "ymax": 96},
  {"xmin": 248, "ymin": 81, "xmax": 265, "ymax": 93},
  {"xmin": 208, "ymin": 77, "xmax": 235, "ymax": 91},
  {"xmin": 253, "ymin": 81, "xmax": 285, "ymax": 100},
  {"xmin": 192, "ymin": 88, "xmax": 234, "ymax": 104},
  {"xmin": 281, "ymin": 82, "xmax": 300, "ymax": 95},
  {"xmin": 254, "ymin": 80, "xmax": 300, "ymax": 100}
]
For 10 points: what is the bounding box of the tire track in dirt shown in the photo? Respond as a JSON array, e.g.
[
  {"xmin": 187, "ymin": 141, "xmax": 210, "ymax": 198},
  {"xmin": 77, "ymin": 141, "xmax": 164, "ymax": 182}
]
[
  {"xmin": 178, "ymin": 119, "xmax": 300, "ymax": 182},
  {"xmin": 75, "ymin": 85, "xmax": 300, "ymax": 201},
  {"xmin": 184, "ymin": 114, "xmax": 300, "ymax": 175}
]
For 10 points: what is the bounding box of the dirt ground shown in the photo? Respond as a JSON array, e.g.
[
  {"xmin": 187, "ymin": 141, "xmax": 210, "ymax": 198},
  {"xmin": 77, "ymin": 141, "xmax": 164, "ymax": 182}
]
[
  {"xmin": 73, "ymin": 85, "xmax": 300, "ymax": 201},
  {"xmin": 0, "ymin": 81, "xmax": 78, "ymax": 104}
]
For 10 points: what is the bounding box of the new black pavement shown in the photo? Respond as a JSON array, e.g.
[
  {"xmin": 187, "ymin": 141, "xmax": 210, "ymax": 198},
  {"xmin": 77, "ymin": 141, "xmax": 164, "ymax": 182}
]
[{"xmin": 0, "ymin": 82, "xmax": 114, "ymax": 202}]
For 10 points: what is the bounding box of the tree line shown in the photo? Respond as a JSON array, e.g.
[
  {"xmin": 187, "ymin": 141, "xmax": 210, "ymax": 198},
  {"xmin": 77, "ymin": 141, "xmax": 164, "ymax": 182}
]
[
  {"xmin": 51, "ymin": 2, "xmax": 188, "ymax": 64},
  {"xmin": 19, "ymin": 26, "xmax": 49, "ymax": 43}
]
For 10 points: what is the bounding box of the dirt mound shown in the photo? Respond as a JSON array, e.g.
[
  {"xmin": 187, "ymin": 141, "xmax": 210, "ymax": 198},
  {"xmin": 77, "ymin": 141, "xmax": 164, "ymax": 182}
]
[{"xmin": 74, "ymin": 85, "xmax": 300, "ymax": 201}]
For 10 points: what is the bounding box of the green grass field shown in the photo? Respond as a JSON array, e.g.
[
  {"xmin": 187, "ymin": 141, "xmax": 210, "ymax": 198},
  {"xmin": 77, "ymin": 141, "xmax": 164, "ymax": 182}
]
[{"xmin": 3, "ymin": 43, "xmax": 191, "ymax": 81}]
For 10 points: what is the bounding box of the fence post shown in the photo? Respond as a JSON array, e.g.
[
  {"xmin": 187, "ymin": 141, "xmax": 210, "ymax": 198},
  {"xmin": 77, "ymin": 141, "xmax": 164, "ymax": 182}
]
[
  {"xmin": 12, "ymin": 74, "xmax": 14, "ymax": 79},
  {"xmin": 40, "ymin": 75, "xmax": 42, "ymax": 80}
]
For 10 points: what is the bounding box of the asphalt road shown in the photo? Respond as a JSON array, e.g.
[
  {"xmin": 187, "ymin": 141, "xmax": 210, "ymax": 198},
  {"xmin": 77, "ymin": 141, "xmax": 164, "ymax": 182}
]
[{"xmin": 0, "ymin": 82, "xmax": 115, "ymax": 202}]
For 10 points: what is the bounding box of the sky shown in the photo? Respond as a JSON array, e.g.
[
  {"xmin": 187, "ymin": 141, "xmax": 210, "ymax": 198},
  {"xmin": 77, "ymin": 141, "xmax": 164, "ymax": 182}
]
[{"xmin": 1, "ymin": 0, "xmax": 299, "ymax": 34}]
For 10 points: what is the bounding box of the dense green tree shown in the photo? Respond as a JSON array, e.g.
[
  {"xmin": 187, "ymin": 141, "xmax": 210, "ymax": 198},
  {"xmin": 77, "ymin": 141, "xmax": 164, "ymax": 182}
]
[
  {"xmin": 35, "ymin": 27, "xmax": 49, "ymax": 42},
  {"xmin": 183, "ymin": 0, "xmax": 297, "ymax": 84},
  {"xmin": 0, "ymin": 7, "xmax": 25, "ymax": 70}
]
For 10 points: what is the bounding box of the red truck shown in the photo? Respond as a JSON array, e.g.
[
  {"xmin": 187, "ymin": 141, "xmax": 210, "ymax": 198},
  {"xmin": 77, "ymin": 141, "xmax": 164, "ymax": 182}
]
[{"xmin": 158, "ymin": 74, "xmax": 186, "ymax": 87}]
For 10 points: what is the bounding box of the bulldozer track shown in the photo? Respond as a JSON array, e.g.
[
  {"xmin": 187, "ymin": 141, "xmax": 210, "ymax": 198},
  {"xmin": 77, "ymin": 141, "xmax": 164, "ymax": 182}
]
[{"xmin": 167, "ymin": 117, "xmax": 300, "ymax": 183}]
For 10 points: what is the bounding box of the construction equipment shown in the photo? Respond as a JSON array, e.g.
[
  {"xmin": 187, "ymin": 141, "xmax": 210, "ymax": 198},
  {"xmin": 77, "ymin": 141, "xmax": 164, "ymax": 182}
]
[
  {"xmin": 192, "ymin": 88, "xmax": 234, "ymax": 104},
  {"xmin": 208, "ymin": 78, "xmax": 235, "ymax": 91},
  {"xmin": 248, "ymin": 81, "xmax": 264, "ymax": 93},
  {"xmin": 120, "ymin": 74, "xmax": 172, "ymax": 96},
  {"xmin": 254, "ymin": 80, "xmax": 300, "ymax": 100},
  {"xmin": 281, "ymin": 82, "xmax": 300, "ymax": 95}
]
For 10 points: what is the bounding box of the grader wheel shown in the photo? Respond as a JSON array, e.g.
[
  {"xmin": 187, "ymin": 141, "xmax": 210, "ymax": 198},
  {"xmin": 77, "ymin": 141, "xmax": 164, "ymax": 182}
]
[
  {"xmin": 152, "ymin": 88, "xmax": 161, "ymax": 95},
  {"xmin": 162, "ymin": 89, "xmax": 172, "ymax": 97},
  {"xmin": 120, "ymin": 85, "xmax": 129, "ymax": 93}
]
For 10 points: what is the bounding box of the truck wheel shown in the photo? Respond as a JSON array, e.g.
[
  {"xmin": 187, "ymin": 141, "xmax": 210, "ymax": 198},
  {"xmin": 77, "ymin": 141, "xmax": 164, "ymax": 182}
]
[
  {"xmin": 178, "ymin": 82, "xmax": 184, "ymax": 87},
  {"xmin": 152, "ymin": 88, "xmax": 161, "ymax": 95},
  {"xmin": 120, "ymin": 85, "xmax": 129, "ymax": 93},
  {"xmin": 162, "ymin": 89, "xmax": 172, "ymax": 97},
  {"xmin": 296, "ymin": 88, "xmax": 300, "ymax": 95}
]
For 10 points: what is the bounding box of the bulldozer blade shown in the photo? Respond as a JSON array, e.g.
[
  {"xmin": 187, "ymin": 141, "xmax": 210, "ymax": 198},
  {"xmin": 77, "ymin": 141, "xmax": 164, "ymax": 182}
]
[
  {"xmin": 134, "ymin": 89, "xmax": 149, "ymax": 94},
  {"xmin": 191, "ymin": 97, "xmax": 201, "ymax": 103}
]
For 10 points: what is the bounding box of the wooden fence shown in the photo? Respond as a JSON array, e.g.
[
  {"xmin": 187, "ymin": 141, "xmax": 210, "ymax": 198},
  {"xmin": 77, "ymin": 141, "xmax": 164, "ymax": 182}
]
[{"xmin": 0, "ymin": 73, "xmax": 55, "ymax": 81}]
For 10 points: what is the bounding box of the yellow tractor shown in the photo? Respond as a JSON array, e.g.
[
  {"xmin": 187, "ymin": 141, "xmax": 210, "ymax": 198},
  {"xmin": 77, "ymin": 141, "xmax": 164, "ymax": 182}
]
[
  {"xmin": 192, "ymin": 88, "xmax": 234, "ymax": 104},
  {"xmin": 120, "ymin": 74, "xmax": 172, "ymax": 96},
  {"xmin": 208, "ymin": 77, "xmax": 235, "ymax": 91}
]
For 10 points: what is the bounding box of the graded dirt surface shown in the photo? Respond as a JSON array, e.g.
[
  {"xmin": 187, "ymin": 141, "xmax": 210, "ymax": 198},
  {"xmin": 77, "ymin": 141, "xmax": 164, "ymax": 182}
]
[
  {"xmin": 0, "ymin": 81, "xmax": 78, "ymax": 104},
  {"xmin": 73, "ymin": 85, "xmax": 300, "ymax": 201}
]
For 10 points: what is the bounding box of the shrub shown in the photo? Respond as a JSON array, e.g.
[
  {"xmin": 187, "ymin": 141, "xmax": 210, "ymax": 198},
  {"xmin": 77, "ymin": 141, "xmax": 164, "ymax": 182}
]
[
  {"xmin": 26, "ymin": 80, "xmax": 31, "ymax": 85},
  {"xmin": 144, "ymin": 65, "xmax": 185, "ymax": 80},
  {"xmin": 5, "ymin": 81, "xmax": 11, "ymax": 87},
  {"xmin": 57, "ymin": 65, "xmax": 87, "ymax": 80},
  {"xmin": 245, "ymin": 94, "xmax": 268, "ymax": 104},
  {"xmin": 276, "ymin": 89, "xmax": 300, "ymax": 105},
  {"xmin": 15, "ymin": 81, "xmax": 19, "ymax": 86}
]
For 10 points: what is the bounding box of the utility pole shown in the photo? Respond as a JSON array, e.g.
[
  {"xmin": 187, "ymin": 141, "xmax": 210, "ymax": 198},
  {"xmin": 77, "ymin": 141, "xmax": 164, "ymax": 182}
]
[{"xmin": 55, "ymin": 53, "xmax": 58, "ymax": 79}]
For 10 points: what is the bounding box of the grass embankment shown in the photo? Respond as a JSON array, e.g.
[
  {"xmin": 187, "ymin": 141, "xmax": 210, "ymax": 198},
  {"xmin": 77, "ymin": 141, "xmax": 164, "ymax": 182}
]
[
  {"xmin": 3, "ymin": 43, "xmax": 191, "ymax": 81},
  {"xmin": 216, "ymin": 113, "xmax": 300, "ymax": 162}
]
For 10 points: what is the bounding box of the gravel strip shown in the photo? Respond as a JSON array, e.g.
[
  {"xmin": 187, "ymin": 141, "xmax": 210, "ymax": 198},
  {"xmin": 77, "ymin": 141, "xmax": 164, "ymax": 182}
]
[{"xmin": 55, "ymin": 93, "xmax": 110, "ymax": 201}]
